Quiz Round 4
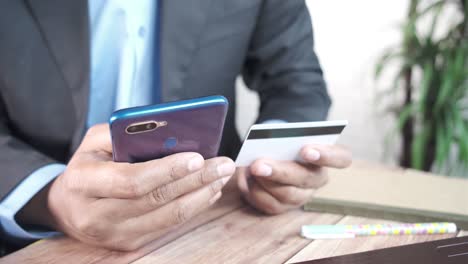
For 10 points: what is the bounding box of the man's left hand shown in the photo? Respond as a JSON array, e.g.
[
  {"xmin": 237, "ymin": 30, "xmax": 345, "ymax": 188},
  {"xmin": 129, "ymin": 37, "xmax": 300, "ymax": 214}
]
[{"xmin": 236, "ymin": 145, "xmax": 352, "ymax": 214}]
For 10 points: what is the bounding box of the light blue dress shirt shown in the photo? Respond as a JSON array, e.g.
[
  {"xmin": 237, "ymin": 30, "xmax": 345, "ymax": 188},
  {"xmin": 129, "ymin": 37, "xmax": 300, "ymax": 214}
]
[
  {"xmin": 0, "ymin": 0, "xmax": 284, "ymax": 242},
  {"xmin": 0, "ymin": 0, "xmax": 157, "ymax": 241}
]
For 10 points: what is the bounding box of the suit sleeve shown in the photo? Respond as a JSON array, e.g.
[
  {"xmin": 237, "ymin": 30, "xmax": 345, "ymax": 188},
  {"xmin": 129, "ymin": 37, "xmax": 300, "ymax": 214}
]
[
  {"xmin": 242, "ymin": 0, "xmax": 331, "ymax": 123},
  {"xmin": 0, "ymin": 90, "xmax": 63, "ymax": 241},
  {"xmin": 0, "ymin": 95, "xmax": 57, "ymax": 201}
]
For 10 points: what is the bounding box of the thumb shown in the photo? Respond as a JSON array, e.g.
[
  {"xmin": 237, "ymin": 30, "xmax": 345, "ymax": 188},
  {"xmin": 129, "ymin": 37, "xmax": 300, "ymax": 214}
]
[{"xmin": 78, "ymin": 124, "xmax": 113, "ymax": 153}]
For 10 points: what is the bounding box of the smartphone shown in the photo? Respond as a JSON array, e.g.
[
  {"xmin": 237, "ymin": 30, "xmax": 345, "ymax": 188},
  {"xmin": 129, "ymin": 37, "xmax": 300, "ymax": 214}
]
[{"xmin": 109, "ymin": 95, "xmax": 228, "ymax": 163}]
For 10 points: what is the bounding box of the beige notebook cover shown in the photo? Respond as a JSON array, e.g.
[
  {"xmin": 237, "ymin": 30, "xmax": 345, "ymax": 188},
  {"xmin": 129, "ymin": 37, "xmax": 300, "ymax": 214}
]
[{"xmin": 304, "ymin": 161, "xmax": 468, "ymax": 229}]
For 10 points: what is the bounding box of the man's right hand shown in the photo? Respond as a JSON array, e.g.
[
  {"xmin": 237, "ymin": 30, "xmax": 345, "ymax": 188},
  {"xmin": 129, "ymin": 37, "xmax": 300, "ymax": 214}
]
[{"xmin": 46, "ymin": 124, "xmax": 235, "ymax": 251}]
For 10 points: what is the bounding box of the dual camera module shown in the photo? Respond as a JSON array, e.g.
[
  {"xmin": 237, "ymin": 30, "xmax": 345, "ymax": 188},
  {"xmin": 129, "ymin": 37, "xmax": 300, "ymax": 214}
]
[{"xmin": 126, "ymin": 121, "xmax": 167, "ymax": 134}]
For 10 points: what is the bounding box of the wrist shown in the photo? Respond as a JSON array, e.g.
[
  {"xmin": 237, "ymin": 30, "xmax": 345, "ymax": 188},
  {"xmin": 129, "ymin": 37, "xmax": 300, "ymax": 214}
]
[{"xmin": 15, "ymin": 179, "xmax": 59, "ymax": 232}]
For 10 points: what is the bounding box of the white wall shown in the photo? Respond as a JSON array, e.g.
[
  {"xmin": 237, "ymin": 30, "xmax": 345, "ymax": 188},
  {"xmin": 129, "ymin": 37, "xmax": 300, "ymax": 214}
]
[{"xmin": 236, "ymin": 0, "xmax": 409, "ymax": 164}]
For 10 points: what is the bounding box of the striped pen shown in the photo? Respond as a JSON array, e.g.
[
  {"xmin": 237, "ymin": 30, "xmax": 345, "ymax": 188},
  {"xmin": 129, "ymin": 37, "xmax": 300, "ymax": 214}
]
[{"xmin": 301, "ymin": 222, "xmax": 458, "ymax": 239}]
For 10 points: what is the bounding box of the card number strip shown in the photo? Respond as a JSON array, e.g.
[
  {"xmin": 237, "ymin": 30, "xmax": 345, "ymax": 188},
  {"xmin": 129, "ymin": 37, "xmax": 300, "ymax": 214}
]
[{"xmin": 247, "ymin": 125, "xmax": 345, "ymax": 140}]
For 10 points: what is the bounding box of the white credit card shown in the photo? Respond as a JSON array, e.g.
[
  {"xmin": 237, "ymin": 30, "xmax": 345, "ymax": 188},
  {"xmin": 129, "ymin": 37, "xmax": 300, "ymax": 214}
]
[{"xmin": 235, "ymin": 120, "xmax": 348, "ymax": 167}]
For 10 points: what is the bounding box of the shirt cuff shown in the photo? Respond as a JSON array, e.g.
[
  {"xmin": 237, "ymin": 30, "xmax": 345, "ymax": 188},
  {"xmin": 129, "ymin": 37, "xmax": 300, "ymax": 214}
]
[{"xmin": 0, "ymin": 164, "xmax": 65, "ymax": 241}]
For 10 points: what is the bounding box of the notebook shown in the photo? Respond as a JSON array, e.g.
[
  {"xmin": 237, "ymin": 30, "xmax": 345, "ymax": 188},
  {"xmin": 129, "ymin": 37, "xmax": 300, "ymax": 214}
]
[{"xmin": 304, "ymin": 161, "xmax": 468, "ymax": 229}]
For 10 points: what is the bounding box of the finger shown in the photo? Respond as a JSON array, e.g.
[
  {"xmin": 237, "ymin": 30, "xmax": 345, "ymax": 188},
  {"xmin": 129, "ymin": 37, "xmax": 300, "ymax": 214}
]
[
  {"xmin": 78, "ymin": 124, "xmax": 113, "ymax": 153},
  {"xmin": 101, "ymin": 158, "xmax": 235, "ymax": 217},
  {"xmin": 255, "ymin": 177, "xmax": 316, "ymax": 206},
  {"xmin": 300, "ymin": 144, "xmax": 352, "ymax": 169},
  {"xmin": 236, "ymin": 167, "xmax": 250, "ymax": 194},
  {"xmin": 249, "ymin": 159, "xmax": 328, "ymax": 189},
  {"xmin": 80, "ymin": 152, "xmax": 207, "ymax": 198},
  {"xmin": 242, "ymin": 178, "xmax": 290, "ymax": 215},
  {"xmin": 136, "ymin": 157, "xmax": 235, "ymax": 210},
  {"xmin": 129, "ymin": 190, "xmax": 224, "ymax": 250},
  {"xmin": 119, "ymin": 175, "xmax": 229, "ymax": 245}
]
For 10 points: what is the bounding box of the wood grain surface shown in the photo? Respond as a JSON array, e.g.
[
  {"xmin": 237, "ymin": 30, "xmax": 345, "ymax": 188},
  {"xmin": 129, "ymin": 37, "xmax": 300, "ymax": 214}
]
[
  {"xmin": 133, "ymin": 209, "xmax": 342, "ymax": 264},
  {"xmin": 0, "ymin": 191, "xmax": 243, "ymax": 264},
  {"xmin": 1, "ymin": 161, "xmax": 466, "ymax": 264}
]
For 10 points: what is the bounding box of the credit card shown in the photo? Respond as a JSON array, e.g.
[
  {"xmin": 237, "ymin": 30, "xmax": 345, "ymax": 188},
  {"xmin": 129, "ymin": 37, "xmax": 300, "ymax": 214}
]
[{"xmin": 235, "ymin": 120, "xmax": 347, "ymax": 167}]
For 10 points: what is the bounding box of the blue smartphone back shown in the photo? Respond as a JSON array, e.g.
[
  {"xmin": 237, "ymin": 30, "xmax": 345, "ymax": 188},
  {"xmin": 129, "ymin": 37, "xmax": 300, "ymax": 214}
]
[{"xmin": 110, "ymin": 95, "xmax": 228, "ymax": 163}]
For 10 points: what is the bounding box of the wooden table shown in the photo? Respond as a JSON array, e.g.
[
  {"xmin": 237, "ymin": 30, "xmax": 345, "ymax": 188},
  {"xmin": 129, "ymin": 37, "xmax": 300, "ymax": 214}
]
[{"xmin": 2, "ymin": 161, "xmax": 467, "ymax": 264}]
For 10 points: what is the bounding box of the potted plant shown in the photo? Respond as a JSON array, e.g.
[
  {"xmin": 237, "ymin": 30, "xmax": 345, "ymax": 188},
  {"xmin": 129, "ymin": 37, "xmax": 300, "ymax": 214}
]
[{"xmin": 375, "ymin": 0, "xmax": 467, "ymax": 176}]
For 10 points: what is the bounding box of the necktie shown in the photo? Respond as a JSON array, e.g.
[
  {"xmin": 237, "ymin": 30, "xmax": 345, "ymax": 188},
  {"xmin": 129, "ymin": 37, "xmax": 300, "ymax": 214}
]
[{"xmin": 87, "ymin": 1, "xmax": 126, "ymax": 126}]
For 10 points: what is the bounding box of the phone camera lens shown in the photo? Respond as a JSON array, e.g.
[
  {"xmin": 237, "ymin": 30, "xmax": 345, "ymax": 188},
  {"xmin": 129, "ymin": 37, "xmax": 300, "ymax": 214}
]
[{"xmin": 126, "ymin": 122, "xmax": 157, "ymax": 134}]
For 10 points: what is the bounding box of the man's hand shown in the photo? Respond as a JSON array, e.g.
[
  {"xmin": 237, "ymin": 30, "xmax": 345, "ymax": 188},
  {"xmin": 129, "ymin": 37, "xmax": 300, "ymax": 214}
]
[
  {"xmin": 43, "ymin": 124, "xmax": 235, "ymax": 251},
  {"xmin": 236, "ymin": 145, "xmax": 351, "ymax": 214}
]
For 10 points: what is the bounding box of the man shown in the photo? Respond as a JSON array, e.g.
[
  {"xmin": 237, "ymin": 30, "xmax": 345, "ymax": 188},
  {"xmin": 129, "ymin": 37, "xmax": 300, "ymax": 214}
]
[{"xmin": 0, "ymin": 0, "xmax": 351, "ymax": 252}]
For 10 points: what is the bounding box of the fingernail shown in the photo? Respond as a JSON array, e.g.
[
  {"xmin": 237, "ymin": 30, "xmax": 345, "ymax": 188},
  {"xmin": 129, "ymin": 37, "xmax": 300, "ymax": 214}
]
[
  {"xmin": 217, "ymin": 162, "xmax": 235, "ymax": 177},
  {"xmin": 305, "ymin": 149, "xmax": 321, "ymax": 162},
  {"xmin": 188, "ymin": 156, "xmax": 204, "ymax": 172},
  {"xmin": 255, "ymin": 163, "xmax": 272, "ymax": 177},
  {"xmin": 209, "ymin": 192, "xmax": 222, "ymax": 205}
]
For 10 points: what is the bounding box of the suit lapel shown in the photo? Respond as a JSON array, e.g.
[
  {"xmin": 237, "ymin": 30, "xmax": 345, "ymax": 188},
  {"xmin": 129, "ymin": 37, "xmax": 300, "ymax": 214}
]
[
  {"xmin": 23, "ymin": 0, "xmax": 212, "ymax": 150},
  {"xmin": 25, "ymin": 0, "xmax": 90, "ymax": 151},
  {"xmin": 160, "ymin": 0, "xmax": 214, "ymax": 101}
]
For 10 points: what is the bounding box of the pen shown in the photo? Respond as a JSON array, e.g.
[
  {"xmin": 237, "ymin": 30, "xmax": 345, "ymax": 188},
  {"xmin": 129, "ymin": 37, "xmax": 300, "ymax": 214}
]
[{"xmin": 301, "ymin": 222, "xmax": 457, "ymax": 239}]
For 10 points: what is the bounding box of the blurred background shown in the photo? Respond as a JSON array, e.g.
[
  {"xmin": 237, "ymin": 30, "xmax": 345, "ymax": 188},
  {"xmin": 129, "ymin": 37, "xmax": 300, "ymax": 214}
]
[{"xmin": 236, "ymin": 0, "xmax": 467, "ymax": 177}]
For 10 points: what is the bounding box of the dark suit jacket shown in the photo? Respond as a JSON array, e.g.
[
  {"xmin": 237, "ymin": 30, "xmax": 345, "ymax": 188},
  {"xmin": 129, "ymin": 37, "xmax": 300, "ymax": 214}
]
[{"xmin": 0, "ymin": 0, "xmax": 330, "ymax": 205}]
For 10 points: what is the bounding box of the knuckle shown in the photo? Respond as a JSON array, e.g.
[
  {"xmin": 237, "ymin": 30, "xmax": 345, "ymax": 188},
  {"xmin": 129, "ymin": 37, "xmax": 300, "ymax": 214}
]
[
  {"xmin": 75, "ymin": 217, "xmax": 110, "ymax": 242},
  {"xmin": 109, "ymin": 168, "xmax": 143, "ymax": 198},
  {"xmin": 197, "ymin": 170, "xmax": 207, "ymax": 186},
  {"xmin": 301, "ymin": 177, "xmax": 314, "ymax": 188},
  {"xmin": 63, "ymin": 174, "xmax": 81, "ymax": 193},
  {"xmin": 173, "ymin": 202, "xmax": 190, "ymax": 224},
  {"xmin": 117, "ymin": 242, "xmax": 140, "ymax": 252},
  {"xmin": 125, "ymin": 176, "xmax": 144, "ymax": 197},
  {"xmin": 209, "ymin": 180, "xmax": 223, "ymax": 195},
  {"xmin": 163, "ymin": 155, "xmax": 188, "ymax": 181},
  {"xmin": 262, "ymin": 203, "xmax": 284, "ymax": 215},
  {"xmin": 277, "ymin": 167, "xmax": 288, "ymax": 179},
  {"xmin": 288, "ymin": 196, "xmax": 306, "ymax": 207},
  {"xmin": 279, "ymin": 187, "xmax": 301, "ymax": 205},
  {"xmin": 197, "ymin": 169, "xmax": 210, "ymax": 186},
  {"xmin": 106, "ymin": 237, "xmax": 141, "ymax": 252},
  {"xmin": 169, "ymin": 165, "xmax": 180, "ymax": 181},
  {"xmin": 300, "ymin": 170, "xmax": 321, "ymax": 188},
  {"xmin": 109, "ymin": 167, "xmax": 139, "ymax": 197},
  {"xmin": 111, "ymin": 167, "xmax": 145, "ymax": 197},
  {"xmin": 313, "ymin": 168, "xmax": 329, "ymax": 188},
  {"xmin": 150, "ymin": 185, "xmax": 171, "ymax": 206},
  {"xmin": 63, "ymin": 169, "xmax": 87, "ymax": 194}
]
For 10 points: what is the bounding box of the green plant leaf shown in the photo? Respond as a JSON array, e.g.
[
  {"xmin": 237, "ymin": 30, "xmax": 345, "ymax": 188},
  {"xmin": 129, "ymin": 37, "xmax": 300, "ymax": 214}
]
[
  {"xmin": 443, "ymin": 113, "xmax": 455, "ymax": 164},
  {"xmin": 418, "ymin": 62, "xmax": 434, "ymax": 113},
  {"xmin": 434, "ymin": 53, "xmax": 456, "ymax": 111},
  {"xmin": 452, "ymin": 107, "xmax": 468, "ymax": 165},
  {"xmin": 374, "ymin": 0, "xmax": 467, "ymax": 172},
  {"xmin": 396, "ymin": 104, "xmax": 417, "ymax": 132},
  {"xmin": 426, "ymin": 1, "xmax": 444, "ymax": 41},
  {"xmin": 415, "ymin": 1, "xmax": 445, "ymax": 19},
  {"xmin": 435, "ymin": 120, "xmax": 447, "ymax": 167},
  {"xmin": 411, "ymin": 127, "xmax": 431, "ymax": 170},
  {"xmin": 374, "ymin": 49, "xmax": 402, "ymax": 79},
  {"xmin": 461, "ymin": 123, "xmax": 468, "ymax": 165}
]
